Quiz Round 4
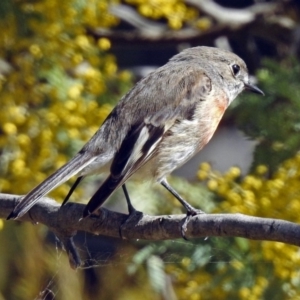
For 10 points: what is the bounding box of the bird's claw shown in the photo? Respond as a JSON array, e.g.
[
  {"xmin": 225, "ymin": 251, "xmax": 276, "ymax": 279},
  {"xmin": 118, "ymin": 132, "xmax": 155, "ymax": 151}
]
[
  {"xmin": 119, "ymin": 208, "xmax": 143, "ymax": 239},
  {"xmin": 181, "ymin": 208, "xmax": 205, "ymax": 240}
]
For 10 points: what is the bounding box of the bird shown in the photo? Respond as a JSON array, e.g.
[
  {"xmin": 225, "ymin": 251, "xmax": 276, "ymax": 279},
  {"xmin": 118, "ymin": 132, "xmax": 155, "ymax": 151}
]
[{"xmin": 7, "ymin": 46, "xmax": 264, "ymax": 234}]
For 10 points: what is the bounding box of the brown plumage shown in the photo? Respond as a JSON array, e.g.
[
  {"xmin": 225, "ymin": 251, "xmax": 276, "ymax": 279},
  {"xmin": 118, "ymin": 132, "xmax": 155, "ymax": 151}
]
[{"xmin": 7, "ymin": 46, "xmax": 264, "ymax": 225}]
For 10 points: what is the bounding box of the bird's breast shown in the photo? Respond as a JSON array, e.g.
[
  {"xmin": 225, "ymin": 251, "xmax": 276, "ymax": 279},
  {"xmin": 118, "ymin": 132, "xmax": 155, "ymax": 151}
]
[{"xmin": 197, "ymin": 95, "xmax": 228, "ymax": 147}]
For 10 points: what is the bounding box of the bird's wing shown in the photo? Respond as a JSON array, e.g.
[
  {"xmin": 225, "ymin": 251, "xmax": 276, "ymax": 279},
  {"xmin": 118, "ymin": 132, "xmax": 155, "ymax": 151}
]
[{"xmin": 83, "ymin": 70, "xmax": 212, "ymax": 217}]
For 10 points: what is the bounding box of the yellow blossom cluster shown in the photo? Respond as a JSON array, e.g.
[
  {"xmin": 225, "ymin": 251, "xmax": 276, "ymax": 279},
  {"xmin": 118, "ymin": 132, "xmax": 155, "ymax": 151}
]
[
  {"xmin": 194, "ymin": 156, "xmax": 300, "ymax": 298},
  {"xmin": 165, "ymin": 262, "xmax": 213, "ymax": 300},
  {"xmin": 197, "ymin": 158, "xmax": 300, "ymax": 220},
  {"xmin": 125, "ymin": 0, "xmax": 211, "ymax": 30},
  {"xmin": 0, "ymin": 0, "xmax": 132, "ymax": 201}
]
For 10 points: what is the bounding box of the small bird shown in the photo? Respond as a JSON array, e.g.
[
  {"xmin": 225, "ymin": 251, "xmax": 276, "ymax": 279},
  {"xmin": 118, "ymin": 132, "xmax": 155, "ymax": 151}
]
[{"xmin": 7, "ymin": 46, "xmax": 264, "ymax": 232}]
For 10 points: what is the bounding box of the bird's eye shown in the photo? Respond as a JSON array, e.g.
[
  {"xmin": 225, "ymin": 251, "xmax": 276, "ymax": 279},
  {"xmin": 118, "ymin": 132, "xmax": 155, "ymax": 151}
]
[{"xmin": 232, "ymin": 64, "xmax": 240, "ymax": 76}]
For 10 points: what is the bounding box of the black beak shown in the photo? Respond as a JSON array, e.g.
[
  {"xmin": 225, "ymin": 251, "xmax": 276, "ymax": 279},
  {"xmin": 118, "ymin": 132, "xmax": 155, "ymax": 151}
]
[{"xmin": 244, "ymin": 82, "xmax": 264, "ymax": 96}]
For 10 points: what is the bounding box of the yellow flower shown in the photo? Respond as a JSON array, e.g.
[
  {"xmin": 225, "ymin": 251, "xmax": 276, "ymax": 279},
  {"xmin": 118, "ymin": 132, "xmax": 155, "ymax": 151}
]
[
  {"xmin": 98, "ymin": 38, "xmax": 111, "ymax": 51},
  {"xmin": 2, "ymin": 122, "xmax": 17, "ymax": 135},
  {"xmin": 75, "ymin": 35, "xmax": 90, "ymax": 49},
  {"xmin": 207, "ymin": 179, "xmax": 218, "ymax": 191},
  {"xmin": 29, "ymin": 44, "xmax": 42, "ymax": 58}
]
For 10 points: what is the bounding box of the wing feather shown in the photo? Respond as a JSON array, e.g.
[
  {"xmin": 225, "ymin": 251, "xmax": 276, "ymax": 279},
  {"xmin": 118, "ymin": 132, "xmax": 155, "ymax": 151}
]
[{"xmin": 83, "ymin": 70, "xmax": 212, "ymax": 217}]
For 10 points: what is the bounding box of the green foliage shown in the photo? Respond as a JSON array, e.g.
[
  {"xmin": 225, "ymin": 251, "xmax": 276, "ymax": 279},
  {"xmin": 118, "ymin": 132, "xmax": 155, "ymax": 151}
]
[
  {"xmin": 0, "ymin": 0, "xmax": 132, "ymax": 198},
  {"xmin": 229, "ymin": 58, "xmax": 300, "ymax": 172}
]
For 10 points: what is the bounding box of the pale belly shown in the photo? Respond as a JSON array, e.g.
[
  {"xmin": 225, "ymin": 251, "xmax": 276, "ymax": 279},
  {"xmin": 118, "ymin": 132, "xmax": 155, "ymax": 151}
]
[{"xmin": 144, "ymin": 100, "xmax": 227, "ymax": 181}]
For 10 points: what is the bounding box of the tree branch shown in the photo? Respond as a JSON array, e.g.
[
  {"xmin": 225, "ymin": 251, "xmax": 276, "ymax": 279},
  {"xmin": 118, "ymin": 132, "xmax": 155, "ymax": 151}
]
[
  {"xmin": 1, "ymin": 193, "xmax": 300, "ymax": 268},
  {"xmin": 86, "ymin": 2, "xmax": 282, "ymax": 46},
  {"xmin": 186, "ymin": 0, "xmax": 276, "ymax": 28}
]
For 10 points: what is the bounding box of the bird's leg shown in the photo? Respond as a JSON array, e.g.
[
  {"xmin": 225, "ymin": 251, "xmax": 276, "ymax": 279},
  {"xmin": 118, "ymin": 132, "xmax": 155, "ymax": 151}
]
[
  {"xmin": 160, "ymin": 179, "xmax": 205, "ymax": 215},
  {"xmin": 160, "ymin": 179, "xmax": 205, "ymax": 239},
  {"xmin": 122, "ymin": 184, "xmax": 137, "ymax": 214},
  {"xmin": 61, "ymin": 176, "xmax": 83, "ymax": 207},
  {"xmin": 119, "ymin": 184, "xmax": 143, "ymax": 239}
]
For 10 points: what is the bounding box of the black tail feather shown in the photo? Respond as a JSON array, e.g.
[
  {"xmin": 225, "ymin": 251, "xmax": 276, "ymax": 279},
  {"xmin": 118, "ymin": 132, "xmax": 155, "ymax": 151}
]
[{"xmin": 83, "ymin": 175, "xmax": 122, "ymax": 218}]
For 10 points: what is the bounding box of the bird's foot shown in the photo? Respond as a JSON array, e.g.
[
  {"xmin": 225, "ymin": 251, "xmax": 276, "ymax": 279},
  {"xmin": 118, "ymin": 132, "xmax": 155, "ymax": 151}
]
[
  {"xmin": 119, "ymin": 207, "xmax": 143, "ymax": 239},
  {"xmin": 181, "ymin": 207, "xmax": 205, "ymax": 240}
]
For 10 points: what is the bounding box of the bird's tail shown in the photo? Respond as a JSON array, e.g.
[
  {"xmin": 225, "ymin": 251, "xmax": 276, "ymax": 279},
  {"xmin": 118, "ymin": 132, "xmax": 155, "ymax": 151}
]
[
  {"xmin": 82, "ymin": 175, "xmax": 123, "ymax": 218},
  {"xmin": 7, "ymin": 153, "xmax": 96, "ymax": 220}
]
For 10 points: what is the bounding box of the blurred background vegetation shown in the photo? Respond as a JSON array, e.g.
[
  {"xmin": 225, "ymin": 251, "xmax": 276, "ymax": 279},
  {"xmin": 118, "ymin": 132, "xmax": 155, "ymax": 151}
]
[{"xmin": 1, "ymin": 0, "xmax": 300, "ymax": 299}]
